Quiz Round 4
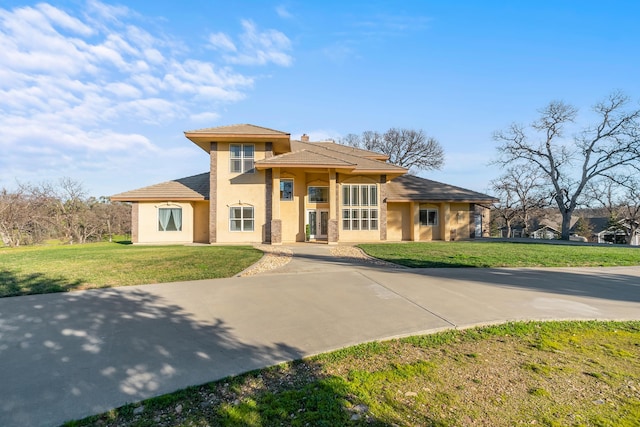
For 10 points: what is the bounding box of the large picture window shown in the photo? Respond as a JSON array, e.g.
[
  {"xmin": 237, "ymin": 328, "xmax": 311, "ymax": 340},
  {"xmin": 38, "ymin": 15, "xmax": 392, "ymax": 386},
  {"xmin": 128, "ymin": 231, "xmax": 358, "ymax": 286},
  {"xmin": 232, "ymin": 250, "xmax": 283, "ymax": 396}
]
[
  {"xmin": 308, "ymin": 186, "xmax": 329, "ymax": 203},
  {"xmin": 342, "ymin": 184, "xmax": 378, "ymax": 230},
  {"xmin": 158, "ymin": 207, "xmax": 182, "ymax": 231},
  {"xmin": 230, "ymin": 144, "xmax": 255, "ymax": 173},
  {"xmin": 230, "ymin": 206, "xmax": 254, "ymax": 231},
  {"xmin": 420, "ymin": 209, "xmax": 438, "ymax": 226},
  {"xmin": 280, "ymin": 179, "xmax": 293, "ymax": 201}
]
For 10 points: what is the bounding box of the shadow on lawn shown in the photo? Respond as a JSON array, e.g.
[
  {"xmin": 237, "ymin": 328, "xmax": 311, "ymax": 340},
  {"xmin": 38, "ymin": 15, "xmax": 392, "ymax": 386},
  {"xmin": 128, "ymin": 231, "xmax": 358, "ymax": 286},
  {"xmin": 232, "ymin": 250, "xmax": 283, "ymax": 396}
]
[{"xmin": 0, "ymin": 269, "xmax": 84, "ymax": 297}]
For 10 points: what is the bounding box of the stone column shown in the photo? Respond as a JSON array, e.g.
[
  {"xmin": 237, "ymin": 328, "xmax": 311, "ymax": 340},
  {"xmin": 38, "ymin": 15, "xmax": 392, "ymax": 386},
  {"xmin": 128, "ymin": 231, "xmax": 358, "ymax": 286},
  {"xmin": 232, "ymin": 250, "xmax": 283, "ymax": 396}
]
[
  {"xmin": 379, "ymin": 175, "xmax": 387, "ymax": 241},
  {"xmin": 131, "ymin": 202, "xmax": 139, "ymax": 243},
  {"xmin": 270, "ymin": 167, "xmax": 282, "ymax": 245},
  {"xmin": 209, "ymin": 142, "xmax": 217, "ymax": 243},
  {"xmin": 328, "ymin": 169, "xmax": 338, "ymax": 244}
]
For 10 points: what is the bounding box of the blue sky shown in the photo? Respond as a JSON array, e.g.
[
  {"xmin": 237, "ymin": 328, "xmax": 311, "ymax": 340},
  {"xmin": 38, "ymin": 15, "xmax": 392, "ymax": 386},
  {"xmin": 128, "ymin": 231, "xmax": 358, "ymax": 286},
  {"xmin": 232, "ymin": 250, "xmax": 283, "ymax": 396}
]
[{"xmin": 1, "ymin": 1, "xmax": 639, "ymax": 197}]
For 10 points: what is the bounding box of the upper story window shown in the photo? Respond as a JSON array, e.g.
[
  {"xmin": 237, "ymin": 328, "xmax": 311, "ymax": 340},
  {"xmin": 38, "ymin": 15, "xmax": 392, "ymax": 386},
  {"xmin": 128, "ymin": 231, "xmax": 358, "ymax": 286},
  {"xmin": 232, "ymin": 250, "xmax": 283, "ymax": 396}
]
[
  {"xmin": 158, "ymin": 207, "xmax": 182, "ymax": 231},
  {"xmin": 230, "ymin": 144, "xmax": 254, "ymax": 173},
  {"xmin": 308, "ymin": 186, "xmax": 329, "ymax": 203},
  {"xmin": 280, "ymin": 179, "xmax": 293, "ymax": 201}
]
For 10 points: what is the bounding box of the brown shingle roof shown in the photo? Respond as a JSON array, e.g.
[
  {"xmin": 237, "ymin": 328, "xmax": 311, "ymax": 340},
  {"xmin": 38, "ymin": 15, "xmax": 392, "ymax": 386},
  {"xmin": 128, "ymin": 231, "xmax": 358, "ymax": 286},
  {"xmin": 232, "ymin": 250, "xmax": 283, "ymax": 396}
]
[
  {"xmin": 255, "ymin": 149, "xmax": 356, "ymax": 169},
  {"xmin": 312, "ymin": 142, "xmax": 389, "ymax": 161},
  {"xmin": 110, "ymin": 172, "xmax": 209, "ymax": 201},
  {"xmin": 386, "ymin": 175, "xmax": 497, "ymax": 203},
  {"xmin": 184, "ymin": 124, "xmax": 289, "ymax": 135},
  {"xmin": 291, "ymin": 140, "xmax": 407, "ymax": 175}
]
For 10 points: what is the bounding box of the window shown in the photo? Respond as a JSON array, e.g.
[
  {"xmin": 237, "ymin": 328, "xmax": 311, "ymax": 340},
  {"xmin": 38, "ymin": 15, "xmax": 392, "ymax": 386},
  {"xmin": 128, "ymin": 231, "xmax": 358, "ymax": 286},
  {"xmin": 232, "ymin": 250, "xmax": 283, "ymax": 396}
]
[
  {"xmin": 280, "ymin": 179, "xmax": 293, "ymax": 201},
  {"xmin": 342, "ymin": 184, "xmax": 378, "ymax": 230},
  {"xmin": 158, "ymin": 207, "xmax": 182, "ymax": 231},
  {"xmin": 420, "ymin": 209, "xmax": 438, "ymax": 226},
  {"xmin": 230, "ymin": 206, "xmax": 254, "ymax": 231},
  {"xmin": 230, "ymin": 144, "xmax": 254, "ymax": 173},
  {"xmin": 308, "ymin": 186, "xmax": 329, "ymax": 203}
]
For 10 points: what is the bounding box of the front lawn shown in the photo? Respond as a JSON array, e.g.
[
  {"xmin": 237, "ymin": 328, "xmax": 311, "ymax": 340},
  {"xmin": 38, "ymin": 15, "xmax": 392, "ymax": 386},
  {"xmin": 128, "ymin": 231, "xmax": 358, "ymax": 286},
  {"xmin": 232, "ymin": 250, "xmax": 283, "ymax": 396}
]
[
  {"xmin": 65, "ymin": 321, "xmax": 640, "ymax": 427},
  {"xmin": 359, "ymin": 241, "xmax": 640, "ymax": 268},
  {"xmin": 0, "ymin": 243, "xmax": 263, "ymax": 297}
]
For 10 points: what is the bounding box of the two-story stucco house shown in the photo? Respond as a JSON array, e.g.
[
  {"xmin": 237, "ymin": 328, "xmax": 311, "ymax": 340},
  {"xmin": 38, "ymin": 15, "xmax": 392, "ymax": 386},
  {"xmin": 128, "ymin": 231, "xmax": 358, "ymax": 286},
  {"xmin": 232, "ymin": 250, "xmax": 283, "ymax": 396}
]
[{"xmin": 111, "ymin": 124, "xmax": 496, "ymax": 244}]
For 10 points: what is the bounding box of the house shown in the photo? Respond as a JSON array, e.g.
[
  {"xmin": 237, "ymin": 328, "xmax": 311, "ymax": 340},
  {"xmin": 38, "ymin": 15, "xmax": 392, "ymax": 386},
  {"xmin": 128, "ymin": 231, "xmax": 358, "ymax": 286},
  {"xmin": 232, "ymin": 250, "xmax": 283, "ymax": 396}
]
[
  {"xmin": 583, "ymin": 217, "xmax": 640, "ymax": 245},
  {"xmin": 530, "ymin": 225, "xmax": 561, "ymax": 240},
  {"xmin": 111, "ymin": 124, "xmax": 497, "ymax": 245}
]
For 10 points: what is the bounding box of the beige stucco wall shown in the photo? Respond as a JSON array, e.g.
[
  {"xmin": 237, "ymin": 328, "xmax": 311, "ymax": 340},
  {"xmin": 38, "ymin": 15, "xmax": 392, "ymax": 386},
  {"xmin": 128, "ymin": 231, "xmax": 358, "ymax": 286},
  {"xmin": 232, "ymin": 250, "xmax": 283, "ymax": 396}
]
[
  {"xmin": 214, "ymin": 141, "xmax": 268, "ymax": 243},
  {"xmin": 387, "ymin": 202, "xmax": 411, "ymax": 241},
  {"xmin": 450, "ymin": 202, "xmax": 472, "ymax": 240},
  {"xmin": 193, "ymin": 201, "xmax": 209, "ymax": 243},
  {"xmin": 136, "ymin": 201, "xmax": 194, "ymax": 244}
]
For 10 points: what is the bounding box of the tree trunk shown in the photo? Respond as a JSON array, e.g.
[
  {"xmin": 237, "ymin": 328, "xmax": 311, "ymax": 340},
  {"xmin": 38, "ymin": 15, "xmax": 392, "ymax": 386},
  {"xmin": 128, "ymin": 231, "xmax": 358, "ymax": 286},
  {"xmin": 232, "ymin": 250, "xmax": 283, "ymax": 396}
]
[{"xmin": 560, "ymin": 210, "xmax": 573, "ymax": 240}]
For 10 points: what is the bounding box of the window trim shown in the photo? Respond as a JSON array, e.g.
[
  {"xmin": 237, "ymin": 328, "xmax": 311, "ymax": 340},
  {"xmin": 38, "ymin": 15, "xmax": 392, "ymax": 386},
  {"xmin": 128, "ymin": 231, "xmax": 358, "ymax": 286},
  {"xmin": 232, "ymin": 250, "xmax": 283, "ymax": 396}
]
[
  {"xmin": 280, "ymin": 179, "xmax": 294, "ymax": 201},
  {"xmin": 229, "ymin": 206, "xmax": 255, "ymax": 232},
  {"xmin": 229, "ymin": 143, "xmax": 255, "ymax": 174}
]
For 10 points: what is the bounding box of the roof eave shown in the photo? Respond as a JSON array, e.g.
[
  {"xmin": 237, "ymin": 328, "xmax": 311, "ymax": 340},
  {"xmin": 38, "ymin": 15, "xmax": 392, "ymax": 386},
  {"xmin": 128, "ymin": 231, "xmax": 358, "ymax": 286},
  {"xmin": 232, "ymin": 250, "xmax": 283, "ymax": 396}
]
[
  {"xmin": 110, "ymin": 196, "xmax": 206, "ymax": 202},
  {"xmin": 184, "ymin": 132, "xmax": 291, "ymax": 153},
  {"xmin": 254, "ymin": 163, "xmax": 356, "ymax": 171},
  {"xmin": 386, "ymin": 198, "xmax": 498, "ymax": 204}
]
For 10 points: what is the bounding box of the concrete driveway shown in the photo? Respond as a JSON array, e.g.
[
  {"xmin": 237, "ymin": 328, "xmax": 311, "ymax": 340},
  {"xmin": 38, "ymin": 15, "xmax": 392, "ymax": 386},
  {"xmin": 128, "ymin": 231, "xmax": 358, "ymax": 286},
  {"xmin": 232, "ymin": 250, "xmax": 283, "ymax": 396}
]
[{"xmin": 1, "ymin": 244, "xmax": 639, "ymax": 426}]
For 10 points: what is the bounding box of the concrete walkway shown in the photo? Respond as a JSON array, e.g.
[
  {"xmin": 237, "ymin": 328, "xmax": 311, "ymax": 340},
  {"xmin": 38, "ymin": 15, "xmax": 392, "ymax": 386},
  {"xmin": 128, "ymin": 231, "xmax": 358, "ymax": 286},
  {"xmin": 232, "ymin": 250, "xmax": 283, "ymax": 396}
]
[{"xmin": 1, "ymin": 244, "xmax": 639, "ymax": 426}]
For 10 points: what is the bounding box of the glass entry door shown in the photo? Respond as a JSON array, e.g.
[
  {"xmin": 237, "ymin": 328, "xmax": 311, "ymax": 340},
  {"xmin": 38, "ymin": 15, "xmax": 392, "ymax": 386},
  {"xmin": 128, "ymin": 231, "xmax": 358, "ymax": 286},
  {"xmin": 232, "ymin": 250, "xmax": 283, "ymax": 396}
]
[{"xmin": 307, "ymin": 209, "xmax": 329, "ymax": 239}]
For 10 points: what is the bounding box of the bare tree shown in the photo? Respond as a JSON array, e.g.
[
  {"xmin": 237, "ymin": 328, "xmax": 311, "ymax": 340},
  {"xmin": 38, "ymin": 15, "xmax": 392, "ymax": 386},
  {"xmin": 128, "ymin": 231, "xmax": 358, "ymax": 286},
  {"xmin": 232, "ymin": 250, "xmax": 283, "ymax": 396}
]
[
  {"xmin": 494, "ymin": 91, "xmax": 640, "ymax": 239},
  {"xmin": 341, "ymin": 128, "xmax": 444, "ymax": 173},
  {"xmin": 490, "ymin": 165, "xmax": 548, "ymax": 237}
]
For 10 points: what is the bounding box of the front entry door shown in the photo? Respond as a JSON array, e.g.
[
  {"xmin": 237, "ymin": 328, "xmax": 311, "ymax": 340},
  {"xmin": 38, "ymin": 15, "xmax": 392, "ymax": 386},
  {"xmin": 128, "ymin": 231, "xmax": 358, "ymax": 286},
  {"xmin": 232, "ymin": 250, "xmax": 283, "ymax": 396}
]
[{"xmin": 307, "ymin": 209, "xmax": 329, "ymax": 239}]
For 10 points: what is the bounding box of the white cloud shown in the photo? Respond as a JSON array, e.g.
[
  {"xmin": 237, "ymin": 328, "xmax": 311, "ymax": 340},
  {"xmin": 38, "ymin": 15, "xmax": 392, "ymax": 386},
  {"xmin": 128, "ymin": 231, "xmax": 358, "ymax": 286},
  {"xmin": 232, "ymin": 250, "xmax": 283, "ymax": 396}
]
[
  {"xmin": 275, "ymin": 5, "xmax": 293, "ymax": 19},
  {"xmin": 0, "ymin": 1, "xmax": 293, "ymax": 192},
  {"xmin": 208, "ymin": 19, "xmax": 293, "ymax": 67},
  {"xmin": 208, "ymin": 32, "xmax": 237, "ymax": 51}
]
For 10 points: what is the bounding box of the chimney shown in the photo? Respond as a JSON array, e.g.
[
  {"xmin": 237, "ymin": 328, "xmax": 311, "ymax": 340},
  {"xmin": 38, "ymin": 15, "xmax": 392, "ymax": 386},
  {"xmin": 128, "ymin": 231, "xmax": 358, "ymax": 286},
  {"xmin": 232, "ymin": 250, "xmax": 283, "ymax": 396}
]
[{"xmin": 301, "ymin": 133, "xmax": 309, "ymax": 142}]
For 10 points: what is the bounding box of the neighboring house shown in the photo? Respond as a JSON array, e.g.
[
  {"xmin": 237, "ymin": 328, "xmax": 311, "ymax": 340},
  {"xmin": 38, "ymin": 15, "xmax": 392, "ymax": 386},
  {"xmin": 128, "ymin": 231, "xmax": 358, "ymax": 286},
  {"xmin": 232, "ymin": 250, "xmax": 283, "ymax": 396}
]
[
  {"xmin": 111, "ymin": 124, "xmax": 496, "ymax": 245},
  {"xmin": 530, "ymin": 225, "xmax": 561, "ymax": 240},
  {"xmin": 584, "ymin": 217, "xmax": 640, "ymax": 245}
]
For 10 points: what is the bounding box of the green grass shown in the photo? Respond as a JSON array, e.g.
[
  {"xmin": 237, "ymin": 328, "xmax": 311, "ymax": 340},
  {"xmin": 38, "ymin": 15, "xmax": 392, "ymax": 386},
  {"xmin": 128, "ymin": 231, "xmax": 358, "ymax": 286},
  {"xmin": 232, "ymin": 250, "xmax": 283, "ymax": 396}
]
[
  {"xmin": 358, "ymin": 241, "xmax": 640, "ymax": 268},
  {"xmin": 65, "ymin": 321, "xmax": 640, "ymax": 427},
  {"xmin": 0, "ymin": 242, "xmax": 263, "ymax": 297}
]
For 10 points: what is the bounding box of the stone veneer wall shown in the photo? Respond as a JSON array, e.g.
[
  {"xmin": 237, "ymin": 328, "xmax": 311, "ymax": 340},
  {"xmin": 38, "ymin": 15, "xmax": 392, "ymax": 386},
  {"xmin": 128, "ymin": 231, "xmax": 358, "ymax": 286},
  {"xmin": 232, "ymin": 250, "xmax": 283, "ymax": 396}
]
[
  {"xmin": 131, "ymin": 202, "xmax": 139, "ymax": 243},
  {"xmin": 379, "ymin": 174, "xmax": 387, "ymax": 240},
  {"xmin": 329, "ymin": 173, "xmax": 339, "ymax": 243},
  {"xmin": 265, "ymin": 168, "xmax": 272, "ymax": 243},
  {"xmin": 209, "ymin": 142, "xmax": 217, "ymax": 243}
]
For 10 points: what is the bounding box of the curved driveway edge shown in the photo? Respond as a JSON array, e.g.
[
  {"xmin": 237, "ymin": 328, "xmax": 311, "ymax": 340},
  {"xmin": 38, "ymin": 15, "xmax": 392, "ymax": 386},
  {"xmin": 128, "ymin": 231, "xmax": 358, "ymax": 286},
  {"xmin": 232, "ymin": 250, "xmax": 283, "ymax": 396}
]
[{"xmin": 1, "ymin": 244, "xmax": 639, "ymax": 427}]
